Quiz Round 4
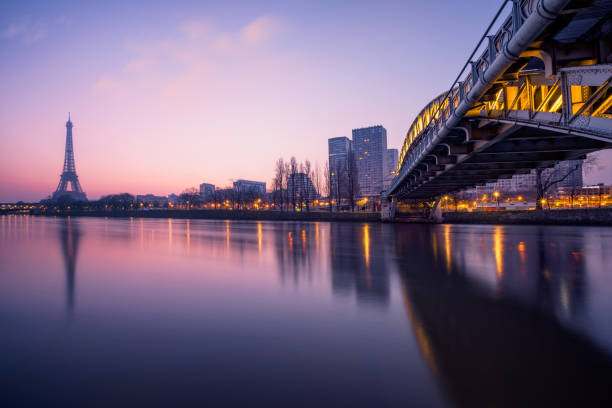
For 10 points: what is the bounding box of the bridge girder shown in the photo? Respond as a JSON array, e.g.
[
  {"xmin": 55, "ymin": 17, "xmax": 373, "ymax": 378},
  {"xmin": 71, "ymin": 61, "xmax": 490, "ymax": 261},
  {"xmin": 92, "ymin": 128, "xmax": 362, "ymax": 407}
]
[{"xmin": 386, "ymin": 1, "xmax": 612, "ymax": 202}]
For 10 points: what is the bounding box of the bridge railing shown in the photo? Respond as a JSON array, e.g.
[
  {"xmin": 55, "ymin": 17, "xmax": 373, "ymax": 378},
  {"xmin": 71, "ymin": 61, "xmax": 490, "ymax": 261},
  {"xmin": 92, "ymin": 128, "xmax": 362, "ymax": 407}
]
[{"xmin": 397, "ymin": 0, "xmax": 538, "ymax": 172}]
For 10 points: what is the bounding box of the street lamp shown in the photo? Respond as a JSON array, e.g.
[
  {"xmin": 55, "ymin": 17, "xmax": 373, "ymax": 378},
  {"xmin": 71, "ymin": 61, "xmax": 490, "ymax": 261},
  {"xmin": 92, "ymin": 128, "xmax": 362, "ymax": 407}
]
[{"xmin": 493, "ymin": 191, "xmax": 500, "ymax": 209}]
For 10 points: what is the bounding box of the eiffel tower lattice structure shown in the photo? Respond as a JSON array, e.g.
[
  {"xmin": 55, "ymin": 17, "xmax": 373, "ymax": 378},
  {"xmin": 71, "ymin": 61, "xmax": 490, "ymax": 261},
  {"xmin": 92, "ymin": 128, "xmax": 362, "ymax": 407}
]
[{"xmin": 52, "ymin": 114, "xmax": 87, "ymax": 201}]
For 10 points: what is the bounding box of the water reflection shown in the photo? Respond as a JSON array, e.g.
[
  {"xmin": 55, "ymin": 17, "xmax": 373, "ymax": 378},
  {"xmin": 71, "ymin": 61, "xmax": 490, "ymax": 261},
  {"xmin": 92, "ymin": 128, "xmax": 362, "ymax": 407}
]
[
  {"xmin": 394, "ymin": 225, "xmax": 612, "ymax": 407},
  {"xmin": 329, "ymin": 223, "xmax": 390, "ymax": 305},
  {"xmin": 274, "ymin": 223, "xmax": 318, "ymax": 284},
  {"xmin": 60, "ymin": 218, "xmax": 80, "ymax": 316},
  {"xmin": 1, "ymin": 218, "xmax": 612, "ymax": 407}
]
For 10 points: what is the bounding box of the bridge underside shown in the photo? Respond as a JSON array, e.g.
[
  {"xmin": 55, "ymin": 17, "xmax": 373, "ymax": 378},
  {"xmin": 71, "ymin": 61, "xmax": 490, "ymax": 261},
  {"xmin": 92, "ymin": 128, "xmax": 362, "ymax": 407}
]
[
  {"xmin": 388, "ymin": 0, "xmax": 612, "ymax": 202},
  {"xmin": 395, "ymin": 120, "xmax": 611, "ymax": 200}
]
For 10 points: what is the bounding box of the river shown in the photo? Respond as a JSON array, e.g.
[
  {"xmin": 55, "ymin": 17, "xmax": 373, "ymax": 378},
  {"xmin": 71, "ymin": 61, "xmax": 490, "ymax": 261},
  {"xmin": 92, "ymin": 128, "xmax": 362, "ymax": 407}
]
[{"xmin": 1, "ymin": 215, "xmax": 611, "ymax": 407}]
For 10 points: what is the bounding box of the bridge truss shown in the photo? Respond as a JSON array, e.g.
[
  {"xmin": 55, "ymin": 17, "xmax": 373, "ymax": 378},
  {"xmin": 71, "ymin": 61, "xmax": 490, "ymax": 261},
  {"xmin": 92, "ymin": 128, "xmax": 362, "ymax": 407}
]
[{"xmin": 386, "ymin": 0, "xmax": 612, "ymax": 202}]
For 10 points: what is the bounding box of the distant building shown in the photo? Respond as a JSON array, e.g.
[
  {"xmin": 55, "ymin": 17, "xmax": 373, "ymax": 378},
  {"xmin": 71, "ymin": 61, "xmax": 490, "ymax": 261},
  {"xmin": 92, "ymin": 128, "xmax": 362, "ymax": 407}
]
[
  {"xmin": 385, "ymin": 148, "xmax": 399, "ymax": 189},
  {"xmin": 557, "ymin": 183, "xmax": 609, "ymax": 197},
  {"xmin": 136, "ymin": 194, "xmax": 169, "ymax": 206},
  {"xmin": 490, "ymin": 160, "xmax": 583, "ymax": 193},
  {"xmin": 233, "ymin": 180, "xmax": 266, "ymax": 195},
  {"xmin": 199, "ymin": 183, "xmax": 215, "ymax": 199},
  {"xmin": 167, "ymin": 193, "xmax": 179, "ymax": 205},
  {"xmin": 328, "ymin": 136, "xmax": 353, "ymax": 198},
  {"xmin": 287, "ymin": 172, "xmax": 318, "ymax": 203},
  {"xmin": 554, "ymin": 160, "xmax": 583, "ymax": 188},
  {"xmin": 465, "ymin": 159, "xmax": 584, "ymax": 196},
  {"xmin": 352, "ymin": 125, "xmax": 387, "ymax": 197}
]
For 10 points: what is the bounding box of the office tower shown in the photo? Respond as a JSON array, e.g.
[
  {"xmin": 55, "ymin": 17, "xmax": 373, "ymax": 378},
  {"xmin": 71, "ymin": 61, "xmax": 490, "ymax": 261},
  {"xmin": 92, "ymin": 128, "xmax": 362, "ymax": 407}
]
[
  {"xmin": 352, "ymin": 125, "xmax": 387, "ymax": 197},
  {"xmin": 328, "ymin": 136, "xmax": 352, "ymax": 198}
]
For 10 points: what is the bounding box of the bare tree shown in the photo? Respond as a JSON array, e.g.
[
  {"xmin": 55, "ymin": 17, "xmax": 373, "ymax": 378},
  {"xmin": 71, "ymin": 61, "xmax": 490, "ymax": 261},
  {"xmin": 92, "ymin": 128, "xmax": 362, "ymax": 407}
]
[
  {"xmin": 345, "ymin": 152, "xmax": 359, "ymax": 212},
  {"xmin": 303, "ymin": 160, "xmax": 312, "ymax": 212},
  {"xmin": 274, "ymin": 158, "xmax": 285, "ymax": 211},
  {"xmin": 332, "ymin": 159, "xmax": 344, "ymax": 211},
  {"xmin": 323, "ymin": 161, "xmax": 332, "ymax": 212},
  {"xmin": 289, "ymin": 157, "xmax": 298, "ymax": 211},
  {"xmin": 312, "ymin": 162, "xmax": 322, "ymax": 209},
  {"xmin": 179, "ymin": 187, "xmax": 201, "ymax": 208},
  {"xmin": 535, "ymin": 156, "xmax": 597, "ymax": 210},
  {"xmin": 283, "ymin": 162, "xmax": 290, "ymax": 211}
]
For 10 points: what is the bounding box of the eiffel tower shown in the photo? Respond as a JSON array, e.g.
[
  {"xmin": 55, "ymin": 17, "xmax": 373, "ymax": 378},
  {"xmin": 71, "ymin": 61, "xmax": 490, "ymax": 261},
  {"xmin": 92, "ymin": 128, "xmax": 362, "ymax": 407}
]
[{"xmin": 52, "ymin": 114, "xmax": 87, "ymax": 201}]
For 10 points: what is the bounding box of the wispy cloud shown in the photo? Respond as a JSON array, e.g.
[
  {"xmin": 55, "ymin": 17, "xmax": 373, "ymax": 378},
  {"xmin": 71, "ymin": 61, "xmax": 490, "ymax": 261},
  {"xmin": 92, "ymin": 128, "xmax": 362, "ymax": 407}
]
[
  {"xmin": 2, "ymin": 15, "xmax": 68, "ymax": 45},
  {"xmin": 93, "ymin": 75, "xmax": 123, "ymax": 93},
  {"xmin": 240, "ymin": 15, "xmax": 285, "ymax": 46},
  {"xmin": 3, "ymin": 21, "xmax": 47, "ymax": 44},
  {"xmin": 123, "ymin": 58, "xmax": 155, "ymax": 74},
  {"xmin": 92, "ymin": 15, "xmax": 291, "ymax": 114},
  {"xmin": 179, "ymin": 20, "xmax": 211, "ymax": 40}
]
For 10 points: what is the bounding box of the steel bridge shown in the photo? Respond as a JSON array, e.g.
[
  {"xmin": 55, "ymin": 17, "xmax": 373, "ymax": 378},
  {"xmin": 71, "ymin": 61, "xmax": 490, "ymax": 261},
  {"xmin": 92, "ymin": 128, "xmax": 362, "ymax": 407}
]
[{"xmin": 384, "ymin": 0, "xmax": 612, "ymax": 213}]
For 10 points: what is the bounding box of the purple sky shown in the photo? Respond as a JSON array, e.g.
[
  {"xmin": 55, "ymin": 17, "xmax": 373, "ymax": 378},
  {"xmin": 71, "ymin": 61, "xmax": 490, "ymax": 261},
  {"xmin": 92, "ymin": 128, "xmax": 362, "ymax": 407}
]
[{"xmin": 1, "ymin": 0, "xmax": 610, "ymax": 201}]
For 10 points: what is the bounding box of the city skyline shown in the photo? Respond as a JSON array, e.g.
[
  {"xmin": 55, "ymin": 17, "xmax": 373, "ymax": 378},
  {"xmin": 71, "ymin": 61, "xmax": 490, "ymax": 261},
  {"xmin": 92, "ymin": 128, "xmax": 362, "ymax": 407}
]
[{"xmin": 1, "ymin": 1, "xmax": 611, "ymax": 202}]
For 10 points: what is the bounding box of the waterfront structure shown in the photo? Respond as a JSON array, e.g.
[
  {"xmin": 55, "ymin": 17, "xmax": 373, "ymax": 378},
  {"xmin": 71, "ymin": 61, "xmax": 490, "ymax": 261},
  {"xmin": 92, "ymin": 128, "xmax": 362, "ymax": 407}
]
[
  {"xmin": 52, "ymin": 114, "xmax": 87, "ymax": 201},
  {"xmin": 385, "ymin": 149, "xmax": 399, "ymax": 189},
  {"xmin": 199, "ymin": 183, "xmax": 215, "ymax": 199},
  {"xmin": 287, "ymin": 172, "xmax": 318, "ymax": 203},
  {"xmin": 474, "ymin": 159, "xmax": 584, "ymax": 194},
  {"xmin": 136, "ymin": 194, "xmax": 169, "ymax": 206},
  {"xmin": 352, "ymin": 125, "xmax": 387, "ymax": 197},
  {"xmin": 556, "ymin": 184, "xmax": 610, "ymax": 207},
  {"xmin": 233, "ymin": 180, "xmax": 266, "ymax": 195},
  {"xmin": 328, "ymin": 136, "xmax": 352, "ymax": 197},
  {"xmin": 167, "ymin": 193, "xmax": 179, "ymax": 205},
  {"xmin": 385, "ymin": 1, "xmax": 612, "ymax": 205}
]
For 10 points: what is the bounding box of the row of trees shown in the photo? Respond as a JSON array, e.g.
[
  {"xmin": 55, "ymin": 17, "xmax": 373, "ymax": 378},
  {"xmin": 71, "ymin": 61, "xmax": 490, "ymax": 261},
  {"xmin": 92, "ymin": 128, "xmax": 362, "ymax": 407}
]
[
  {"xmin": 179, "ymin": 187, "xmax": 267, "ymax": 209},
  {"xmin": 272, "ymin": 157, "xmax": 323, "ymax": 211},
  {"xmin": 41, "ymin": 193, "xmax": 140, "ymax": 210},
  {"xmin": 327, "ymin": 154, "xmax": 360, "ymax": 212},
  {"xmin": 534, "ymin": 157, "xmax": 597, "ymax": 210}
]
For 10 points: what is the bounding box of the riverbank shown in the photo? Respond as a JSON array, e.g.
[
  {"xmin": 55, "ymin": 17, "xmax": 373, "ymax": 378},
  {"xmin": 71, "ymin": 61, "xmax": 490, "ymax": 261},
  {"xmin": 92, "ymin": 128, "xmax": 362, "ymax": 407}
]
[
  {"xmin": 442, "ymin": 208, "xmax": 612, "ymax": 226},
  {"xmin": 5, "ymin": 208, "xmax": 612, "ymax": 226},
  {"xmin": 18, "ymin": 209, "xmax": 381, "ymax": 223}
]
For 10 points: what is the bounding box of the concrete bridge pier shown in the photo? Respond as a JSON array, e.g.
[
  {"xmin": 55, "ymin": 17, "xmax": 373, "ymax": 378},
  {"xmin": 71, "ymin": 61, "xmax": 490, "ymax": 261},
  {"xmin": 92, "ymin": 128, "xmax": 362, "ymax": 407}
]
[
  {"xmin": 381, "ymin": 196, "xmax": 397, "ymax": 222},
  {"xmin": 429, "ymin": 197, "xmax": 443, "ymax": 223}
]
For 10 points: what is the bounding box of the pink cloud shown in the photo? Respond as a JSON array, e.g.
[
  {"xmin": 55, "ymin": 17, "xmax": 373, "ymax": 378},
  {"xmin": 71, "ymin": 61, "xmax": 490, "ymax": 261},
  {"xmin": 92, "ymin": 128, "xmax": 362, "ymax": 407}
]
[
  {"xmin": 180, "ymin": 20, "xmax": 211, "ymax": 40},
  {"xmin": 240, "ymin": 16, "xmax": 284, "ymax": 46},
  {"xmin": 123, "ymin": 58, "xmax": 155, "ymax": 74},
  {"xmin": 93, "ymin": 75, "xmax": 122, "ymax": 93}
]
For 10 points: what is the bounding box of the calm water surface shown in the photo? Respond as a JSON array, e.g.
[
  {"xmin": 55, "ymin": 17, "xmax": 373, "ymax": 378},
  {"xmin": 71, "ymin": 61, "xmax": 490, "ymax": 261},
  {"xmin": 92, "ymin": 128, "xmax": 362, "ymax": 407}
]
[{"xmin": 1, "ymin": 215, "xmax": 612, "ymax": 407}]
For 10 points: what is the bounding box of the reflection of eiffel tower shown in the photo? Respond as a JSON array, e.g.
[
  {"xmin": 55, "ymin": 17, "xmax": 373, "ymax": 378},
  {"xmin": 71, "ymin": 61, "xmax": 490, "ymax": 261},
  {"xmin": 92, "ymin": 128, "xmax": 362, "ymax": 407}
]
[
  {"xmin": 52, "ymin": 114, "xmax": 87, "ymax": 201},
  {"xmin": 60, "ymin": 218, "xmax": 81, "ymax": 315}
]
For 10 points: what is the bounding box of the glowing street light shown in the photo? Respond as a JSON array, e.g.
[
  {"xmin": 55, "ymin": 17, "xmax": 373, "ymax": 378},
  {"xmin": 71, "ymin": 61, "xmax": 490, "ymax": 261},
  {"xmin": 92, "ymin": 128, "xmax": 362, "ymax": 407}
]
[{"xmin": 493, "ymin": 191, "xmax": 500, "ymax": 209}]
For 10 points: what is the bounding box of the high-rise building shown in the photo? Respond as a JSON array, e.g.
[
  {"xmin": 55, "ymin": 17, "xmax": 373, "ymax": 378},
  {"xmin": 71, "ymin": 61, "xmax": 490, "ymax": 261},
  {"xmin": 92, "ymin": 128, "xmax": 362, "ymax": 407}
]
[
  {"xmin": 352, "ymin": 125, "xmax": 387, "ymax": 197},
  {"xmin": 199, "ymin": 183, "xmax": 215, "ymax": 199},
  {"xmin": 385, "ymin": 149, "xmax": 399, "ymax": 189},
  {"xmin": 233, "ymin": 180, "xmax": 266, "ymax": 195},
  {"xmin": 386, "ymin": 149, "xmax": 398, "ymax": 174},
  {"xmin": 287, "ymin": 172, "xmax": 318, "ymax": 203},
  {"xmin": 328, "ymin": 137, "xmax": 352, "ymax": 198}
]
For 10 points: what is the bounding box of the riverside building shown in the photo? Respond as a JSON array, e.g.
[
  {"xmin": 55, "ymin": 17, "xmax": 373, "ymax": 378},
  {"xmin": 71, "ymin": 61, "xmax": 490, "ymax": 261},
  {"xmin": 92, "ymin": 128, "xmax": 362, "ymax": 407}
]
[{"xmin": 352, "ymin": 125, "xmax": 387, "ymax": 197}]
